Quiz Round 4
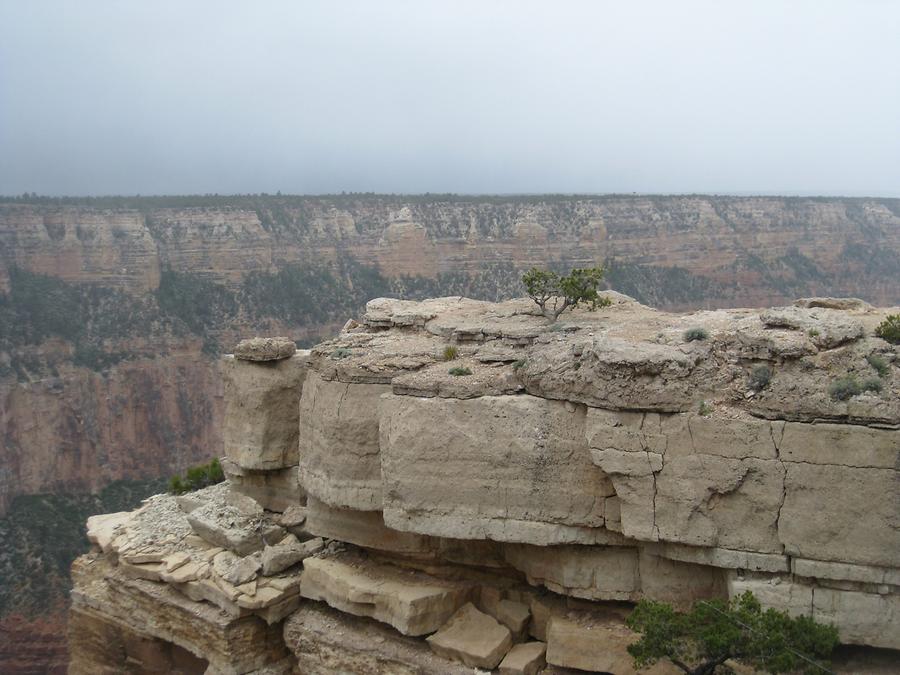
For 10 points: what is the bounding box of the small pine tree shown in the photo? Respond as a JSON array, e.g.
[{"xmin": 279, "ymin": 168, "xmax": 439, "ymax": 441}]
[
  {"xmin": 627, "ymin": 592, "xmax": 839, "ymax": 675},
  {"xmin": 522, "ymin": 267, "xmax": 610, "ymax": 322}
]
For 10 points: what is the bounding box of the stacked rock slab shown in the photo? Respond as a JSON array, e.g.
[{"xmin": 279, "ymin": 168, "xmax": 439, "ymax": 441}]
[{"xmin": 69, "ymin": 296, "xmax": 900, "ymax": 673}]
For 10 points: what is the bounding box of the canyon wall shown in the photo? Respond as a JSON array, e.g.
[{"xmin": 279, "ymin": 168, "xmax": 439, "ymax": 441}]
[
  {"xmin": 2, "ymin": 195, "xmax": 900, "ymax": 671},
  {"xmin": 3, "ymin": 195, "xmax": 900, "ymax": 512},
  {"xmin": 69, "ymin": 295, "xmax": 899, "ymax": 673}
]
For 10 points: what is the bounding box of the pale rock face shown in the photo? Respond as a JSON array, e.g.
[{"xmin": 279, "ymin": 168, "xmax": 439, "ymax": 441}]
[
  {"xmin": 779, "ymin": 462, "xmax": 900, "ymax": 568},
  {"xmin": 224, "ymin": 463, "xmax": 303, "ymax": 513},
  {"xmin": 283, "ymin": 602, "xmax": 474, "ymax": 675},
  {"xmin": 426, "ymin": 603, "xmax": 513, "ymax": 670},
  {"xmin": 545, "ymin": 612, "xmax": 679, "ymax": 674},
  {"xmin": 304, "ymin": 496, "xmax": 437, "ymax": 556},
  {"xmin": 233, "ymin": 336, "xmax": 297, "ymax": 361},
  {"xmin": 297, "ymin": 372, "xmax": 391, "ymax": 510},
  {"xmin": 299, "ymin": 554, "xmax": 474, "ymax": 636},
  {"xmin": 498, "ymin": 641, "xmax": 547, "ymax": 675},
  {"xmin": 504, "ymin": 544, "xmax": 640, "ymax": 601},
  {"xmin": 380, "ymin": 394, "xmax": 617, "ymax": 545},
  {"xmin": 222, "ymin": 352, "xmax": 309, "ymax": 471},
  {"xmin": 654, "ymin": 455, "xmax": 785, "ymax": 553}
]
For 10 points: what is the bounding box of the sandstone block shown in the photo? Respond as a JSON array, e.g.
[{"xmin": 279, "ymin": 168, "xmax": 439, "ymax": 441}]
[
  {"xmin": 498, "ymin": 641, "xmax": 546, "ymax": 675},
  {"xmin": 637, "ymin": 550, "xmax": 726, "ymax": 609},
  {"xmin": 86, "ymin": 511, "xmax": 131, "ymax": 551},
  {"xmin": 654, "ymin": 455, "xmax": 784, "ymax": 553},
  {"xmin": 222, "ymin": 352, "xmax": 308, "ymax": 470},
  {"xmin": 233, "ymin": 336, "xmax": 296, "ymax": 361},
  {"xmin": 546, "ymin": 613, "xmax": 677, "ymax": 674},
  {"xmin": 779, "ymin": 422, "xmax": 899, "ymax": 468},
  {"xmin": 261, "ymin": 535, "xmax": 324, "ymax": 575},
  {"xmin": 812, "ymin": 586, "xmax": 900, "ymax": 649},
  {"xmin": 300, "ymin": 555, "xmax": 473, "ymax": 636},
  {"xmin": 297, "ymin": 372, "xmax": 391, "ymax": 510},
  {"xmin": 647, "ymin": 542, "xmax": 789, "ymax": 572},
  {"xmin": 426, "ymin": 603, "xmax": 513, "ymax": 670},
  {"xmin": 305, "ymin": 496, "xmax": 436, "ymax": 556},
  {"xmin": 779, "ymin": 463, "xmax": 900, "ymax": 567},
  {"xmin": 504, "ymin": 543, "xmax": 640, "ymax": 601},
  {"xmin": 226, "ymin": 465, "xmax": 304, "ymax": 513},
  {"xmin": 380, "ymin": 394, "xmax": 617, "ymax": 545},
  {"xmin": 284, "ymin": 601, "xmax": 475, "ymax": 675}
]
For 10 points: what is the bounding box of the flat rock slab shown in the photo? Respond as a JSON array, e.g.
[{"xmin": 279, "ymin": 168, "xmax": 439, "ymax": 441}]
[
  {"xmin": 499, "ymin": 641, "xmax": 547, "ymax": 675},
  {"xmin": 427, "ymin": 603, "xmax": 513, "ymax": 670},
  {"xmin": 300, "ymin": 554, "xmax": 473, "ymax": 636},
  {"xmin": 546, "ymin": 613, "xmax": 678, "ymax": 674},
  {"xmin": 233, "ymin": 336, "xmax": 296, "ymax": 361}
]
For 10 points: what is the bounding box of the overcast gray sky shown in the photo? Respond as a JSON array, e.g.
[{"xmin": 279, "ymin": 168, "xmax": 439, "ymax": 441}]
[{"xmin": 1, "ymin": 1, "xmax": 899, "ymax": 196}]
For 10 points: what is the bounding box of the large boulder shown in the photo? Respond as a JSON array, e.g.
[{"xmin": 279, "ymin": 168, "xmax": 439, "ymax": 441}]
[
  {"xmin": 297, "ymin": 372, "xmax": 391, "ymax": 510},
  {"xmin": 222, "ymin": 351, "xmax": 309, "ymax": 471},
  {"xmin": 380, "ymin": 394, "xmax": 619, "ymax": 545}
]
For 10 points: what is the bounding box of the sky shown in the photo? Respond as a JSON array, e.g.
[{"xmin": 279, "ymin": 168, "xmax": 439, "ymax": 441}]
[{"xmin": 1, "ymin": 1, "xmax": 899, "ymax": 197}]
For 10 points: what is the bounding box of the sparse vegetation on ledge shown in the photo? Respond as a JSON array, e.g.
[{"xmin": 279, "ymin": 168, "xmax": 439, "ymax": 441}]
[
  {"xmin": 522, "ymin": 266, "xmax": 611, "ymax": 322},
  {"xmin": 168, "ymin": 458, "xmax": 225, "ymax": 495},
  {"xmin": 683, "ymin": 327, "xmax": 709, "ymax": 342},
  {"xmin": 448, "ymin": 366, "xmax": 472, "ymax": 376},
  {"xmin": 627, "ymin": 591, "xmax": 839, "ymax": 675},
  {"xmin": 875, "ymin": 314, "xmax": 900, "ymax": 344}
]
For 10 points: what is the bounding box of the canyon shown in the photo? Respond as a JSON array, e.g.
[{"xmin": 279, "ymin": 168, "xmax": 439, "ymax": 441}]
[
  {"xmin": 1, "ymin": 194, "xmax": 899, "ymax": 671},
  {"xmin": 70, "ymin": 294, "xmax": 899, "ymax": 673}
]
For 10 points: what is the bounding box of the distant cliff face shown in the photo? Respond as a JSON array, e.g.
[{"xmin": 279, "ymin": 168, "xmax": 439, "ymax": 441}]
[
  {"xmin": 2, "ymin": 194, "xmax": 899, "ymax": 673},
  {"xmin": 2, "ymin": 194, "xmax": 899, "ymax": 514},
  {"xmin": 0, "ymin": 196, "xmax": 900, "ymax": 508}
]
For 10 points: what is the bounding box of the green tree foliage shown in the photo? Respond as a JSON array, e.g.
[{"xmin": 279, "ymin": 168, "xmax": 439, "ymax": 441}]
[
  {"xmin": 168, "ymin": 458, "xmax": 225, "ymax": 495},
  {"xmin": 627, "ymin": 592, "xmax": 839, "ymax": 675},
  {"xmin": 522, "ymin": 266, "xmax": 610, "ymax": 322},
  {"xmin": 875, "ymin": 314, "xmax": 900, "ymax": 345}
]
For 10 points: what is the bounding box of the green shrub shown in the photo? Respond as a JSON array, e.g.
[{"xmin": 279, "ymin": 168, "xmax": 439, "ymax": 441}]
[
  {"xmin": 829, "ymin": 377, "xmax": 860, "ymax": 401},
  {"xmin": 683, "ymin": 327, "xmax": 708, "ymax": 342},
  {"xmin": 330, "ymin": 348, "xmax": 352, "ymax": 360},
  {"xmin": 875, "ymin": 314, "xmax": 900, "ymax": 344},
  {"xmin": 749, "ymin": 365, "xmax": 772, "ymax": 390},
  {"xmin": 627, "ymin": 592, "xmax": 839, "ymax": 675},
  {"xmin": 168, "ymin": 458, "xmax": 225, "ymax": 495},
  {"xmin": 808, "ymin": 328, "xmax": 820, "ymax": 337},
  {"xmin": 522, "ymin": 266, "xmax": 610, "ymax": 322},
  {"xmin": 829, "ymin": 376, "xmax": 882, "ymax": 401},
  {"xmin": 866, "ymin": 354, "xmax": 890, "ymax": 378},
  {"xmin": 448, "ymin": 366, "xmax": 472, "ymax": 376},
  {"xmin": 698, "ymin": 400, "xmax": 712, "ymax": 416},
  {"xmin": 861, "ymin": 376, "xmax": 883, "ymax": 394},
  {"xmin": 512, "ymin": 359, "xmax": 527, "ymax": 371},
  {"xmin": 442, "ymin": 345, "xmax": 459, "ymax": 361}
]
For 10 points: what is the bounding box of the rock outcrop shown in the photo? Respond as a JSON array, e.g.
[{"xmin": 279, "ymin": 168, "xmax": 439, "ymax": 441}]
[{"xmin": 69, "ymin": 294, "xmax": 900, "ymax": 673}]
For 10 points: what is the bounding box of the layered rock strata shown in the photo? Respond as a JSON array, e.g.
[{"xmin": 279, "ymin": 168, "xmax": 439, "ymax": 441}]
[{"xmin": 69, "ymin": 295, "xmax": 900, "ymax": 673}]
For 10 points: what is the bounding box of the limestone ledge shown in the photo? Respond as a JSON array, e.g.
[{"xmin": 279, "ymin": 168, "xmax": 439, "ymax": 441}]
[{"xmin": 70, "ymin": 295, "xmax": 900, "ymax": 671}]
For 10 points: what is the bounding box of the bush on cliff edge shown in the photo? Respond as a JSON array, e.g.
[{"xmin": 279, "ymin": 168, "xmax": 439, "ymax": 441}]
[
  {"xmin": 627, "ymin": 591, "xmax": 838, "ymax": 675},
  {"xmin": 522, "ymin": 266, "xmax": 611, "ymax": 322}
]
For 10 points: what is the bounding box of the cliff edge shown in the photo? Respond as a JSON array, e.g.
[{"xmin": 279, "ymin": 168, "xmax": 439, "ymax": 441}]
[{"xmin": 68, "ymin": 294, "xmax": 900, "ymax": 673}]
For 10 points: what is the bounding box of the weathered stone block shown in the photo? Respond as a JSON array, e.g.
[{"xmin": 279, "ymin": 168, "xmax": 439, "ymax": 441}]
[
  {"xmin": 297, "ymin": 372, "xmax": 391, "ymax": 510},
  {"xmin": 779, "ymin": 463, "xmax": 900, "ymax": 567},
  {"xmin": 504, "ymin": 544, "xmax": 639, "ymax": 601},
  {"xmin": 300, "ymin": 555, "xmax": 473, "ymax": 636},
  {"xmin": 380, "ymin": 394, "xmax": 617, "ymax": 545},
  {"xmin": 498, "ymin": 641, "xmax": 546, "ymax": 675},
  {"xmin": 305, "ymin": 496, "xmax": 437, "ymax": 556},
  {"xmin": 222, "ymin": 352, "xmax": 308, "ymax": 471},
  {"xmin": 426, "ymin": 603, "xmax": 513, "ymax": 669}
]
